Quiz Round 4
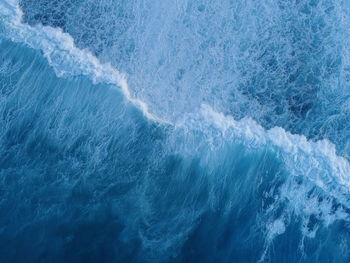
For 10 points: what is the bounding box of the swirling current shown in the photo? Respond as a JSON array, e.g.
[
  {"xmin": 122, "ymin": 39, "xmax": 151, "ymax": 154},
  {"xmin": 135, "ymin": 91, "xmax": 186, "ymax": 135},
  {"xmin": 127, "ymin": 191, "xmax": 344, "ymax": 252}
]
[{"xmin": 1, "ymin": 0, "xmax": 350, "ymax": 262}]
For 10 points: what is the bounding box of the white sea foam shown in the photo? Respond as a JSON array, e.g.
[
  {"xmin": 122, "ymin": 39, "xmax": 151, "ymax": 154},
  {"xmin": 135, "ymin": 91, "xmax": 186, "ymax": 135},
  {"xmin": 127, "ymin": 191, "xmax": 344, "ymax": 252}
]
[
  {"xmin": 0, "ymin": 0, "xmax": 170, "ymax": 124},
  {"xmin": 199, "ymin": 104, "xmax": 350, "ymax": 194}
]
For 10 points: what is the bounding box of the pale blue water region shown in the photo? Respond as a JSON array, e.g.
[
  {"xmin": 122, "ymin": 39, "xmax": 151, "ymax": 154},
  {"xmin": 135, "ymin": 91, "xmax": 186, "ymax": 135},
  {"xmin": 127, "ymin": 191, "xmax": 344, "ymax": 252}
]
[{"xmin": 1, "ymin": 0, "xmax": 350, "ymax": 262}]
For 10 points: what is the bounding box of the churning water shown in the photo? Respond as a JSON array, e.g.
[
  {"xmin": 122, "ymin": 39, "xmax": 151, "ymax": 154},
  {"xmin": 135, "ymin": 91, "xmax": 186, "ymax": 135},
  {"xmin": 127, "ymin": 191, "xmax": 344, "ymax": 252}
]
[{"xmin": 1, "ymin": 0, "xmax": 350, "ymax": 262}]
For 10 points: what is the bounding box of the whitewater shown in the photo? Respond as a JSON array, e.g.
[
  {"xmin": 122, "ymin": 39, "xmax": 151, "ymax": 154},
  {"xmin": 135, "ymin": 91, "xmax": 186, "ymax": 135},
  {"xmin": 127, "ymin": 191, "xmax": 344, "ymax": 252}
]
[{"xmin": 1, "ymin": 0, "xmax": 350, "ymax": 262}]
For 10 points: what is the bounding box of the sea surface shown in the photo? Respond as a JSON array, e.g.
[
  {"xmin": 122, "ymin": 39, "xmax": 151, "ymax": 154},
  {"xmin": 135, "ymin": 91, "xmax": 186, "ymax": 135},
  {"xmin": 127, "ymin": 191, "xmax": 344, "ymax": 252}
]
[{"xmin": 1, "ymin": 0, "xmax": 350, "ymax": 262}]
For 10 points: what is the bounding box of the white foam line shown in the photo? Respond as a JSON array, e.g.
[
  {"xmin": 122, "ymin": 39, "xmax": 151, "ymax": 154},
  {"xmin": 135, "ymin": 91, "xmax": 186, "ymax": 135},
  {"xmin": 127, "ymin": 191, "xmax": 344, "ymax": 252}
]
[
  {"xmin": 2, "ymin": 0, "xmax": 350, "ymax": 196},
  {"xmin": 200, "ymin": 104, "xmax": 350, "ymax": 200},
  {"xmin": 0, "ymin": 0, "xmax": 171, "ymax": 125}
]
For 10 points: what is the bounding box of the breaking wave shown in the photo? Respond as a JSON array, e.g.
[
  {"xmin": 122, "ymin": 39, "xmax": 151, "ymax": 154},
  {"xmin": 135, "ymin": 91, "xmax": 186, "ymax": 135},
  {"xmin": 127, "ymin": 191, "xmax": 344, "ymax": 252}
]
[{"xmin": 1, "ymin": 0, "xmax": 350, "ymax": 262}]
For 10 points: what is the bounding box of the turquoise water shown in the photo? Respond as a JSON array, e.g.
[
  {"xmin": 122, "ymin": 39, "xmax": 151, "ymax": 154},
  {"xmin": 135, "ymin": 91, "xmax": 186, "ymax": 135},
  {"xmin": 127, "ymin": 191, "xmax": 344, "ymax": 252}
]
[{"xmin": 1, "ymin": 0, "xmax": 350, "ymax": 262}]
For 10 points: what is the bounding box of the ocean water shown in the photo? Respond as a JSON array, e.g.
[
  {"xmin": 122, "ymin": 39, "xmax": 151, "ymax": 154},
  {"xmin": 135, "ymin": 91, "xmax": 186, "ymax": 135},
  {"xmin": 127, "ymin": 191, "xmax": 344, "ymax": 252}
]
[{"xmin": 1, "ymin": 0, "xmax": 350, "ymax": 262}]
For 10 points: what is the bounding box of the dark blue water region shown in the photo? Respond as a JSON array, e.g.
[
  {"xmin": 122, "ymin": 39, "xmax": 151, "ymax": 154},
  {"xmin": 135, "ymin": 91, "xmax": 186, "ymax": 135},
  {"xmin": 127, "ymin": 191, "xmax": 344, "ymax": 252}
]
[{"xmin": 1, "ymin": 39, "xmax": 350, "ymax": 263}]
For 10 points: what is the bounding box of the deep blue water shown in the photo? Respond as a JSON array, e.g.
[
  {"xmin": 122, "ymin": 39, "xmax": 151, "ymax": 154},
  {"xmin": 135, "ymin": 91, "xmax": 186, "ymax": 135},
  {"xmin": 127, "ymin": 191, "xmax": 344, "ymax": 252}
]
[{"xmin": 1, "ymin": 0, "xmax": 350, "ymax": 262}]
